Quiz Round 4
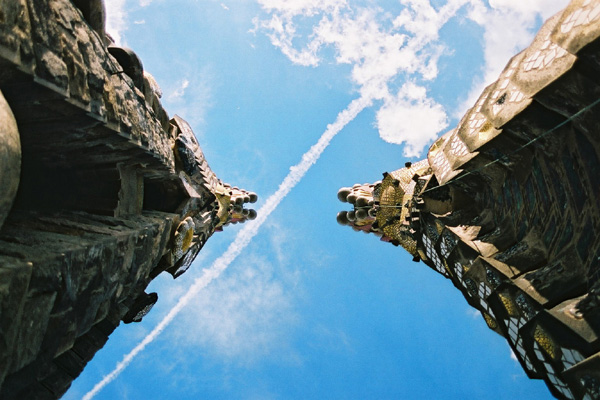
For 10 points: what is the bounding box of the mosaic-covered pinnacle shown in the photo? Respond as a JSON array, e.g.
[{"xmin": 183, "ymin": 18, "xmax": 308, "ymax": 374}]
[
  {"xmin": 335, "ymin": 2, "xmax": 600, "ymax": 398},
  {"xmin": 336, "ymin": 159, "xmax": 432, "ymax": 256}
]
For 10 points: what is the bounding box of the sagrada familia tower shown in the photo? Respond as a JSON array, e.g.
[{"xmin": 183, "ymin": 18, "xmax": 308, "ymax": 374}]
[
  {"xmin": 337, "ymin": 1, "xmax": 600, "ymax": 399},
  {"xmin": 0, "ymin": 0, "xmax": 256, "ymax": 398}
]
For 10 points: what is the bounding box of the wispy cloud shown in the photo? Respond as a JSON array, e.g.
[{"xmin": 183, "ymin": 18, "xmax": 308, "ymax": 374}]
[
  {"xmin": 311, "ymin": 325, "xmax": 353, "ymax": 354},
  {"xmin": 166, "ymin": 78, "xmax": 190, "ymax": 101},
  {"xmin": 168, "ymin": 253, "xmax": 297, "ymax": 363},
  {"xmin": 83, "ymin": 95, "xmax": 371, "ymax": 399},
  {"xmin": 162, "ymin": 70, "xmax": 213, "ymax": 130}
]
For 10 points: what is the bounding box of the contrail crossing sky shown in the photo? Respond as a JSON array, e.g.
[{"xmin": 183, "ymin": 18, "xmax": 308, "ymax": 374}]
[{"xmin": 83, "ymin": 96, "xmax": 372, "ymax": 400}]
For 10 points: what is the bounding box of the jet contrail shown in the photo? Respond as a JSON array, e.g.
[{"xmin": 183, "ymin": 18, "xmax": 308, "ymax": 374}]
[{"xmin": 82, "ymin": 95, "xmax": 371, "ymax": 400}]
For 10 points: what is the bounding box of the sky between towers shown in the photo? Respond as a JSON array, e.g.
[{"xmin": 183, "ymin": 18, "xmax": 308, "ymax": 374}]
[{"xmin": 80, "ymin": 0, "xmax": 571, "ymax": 398}]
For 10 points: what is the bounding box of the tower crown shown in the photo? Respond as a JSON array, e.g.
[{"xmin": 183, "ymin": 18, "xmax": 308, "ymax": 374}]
[{"xmin": 337, "ymin": 159, "xmax": 431, "ymax": 255}]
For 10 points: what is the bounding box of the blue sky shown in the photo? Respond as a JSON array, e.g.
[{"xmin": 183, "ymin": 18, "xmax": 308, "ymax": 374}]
[{"xmin": 65, "ymin": 1, "xmax": 571, "ymax": 399}]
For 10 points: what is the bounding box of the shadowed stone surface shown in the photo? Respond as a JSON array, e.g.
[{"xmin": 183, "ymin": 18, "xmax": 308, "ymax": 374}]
[{"xmin": 0, "ymin": 0, "xmax": 257, "ymax": 398}]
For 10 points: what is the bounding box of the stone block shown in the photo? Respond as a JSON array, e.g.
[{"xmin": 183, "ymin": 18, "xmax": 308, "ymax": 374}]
[
  {"xmin": 0, "ymin": 257, "xmax": 32, "ymax": 387},
  {"xmin": 8, "ymin": 290, "xmax": 56, "ymax": 373},
  {"xmin": 115, "ymin": 165, "xmax": 144, "ymax": 217},
  {"xmin": 574, "ymin": 131, "xmax": 600, "ymax": 198},
  {"xmin": 479, "ymin": 52, "xmax": 533, "ymax": 130},
  {"xmin": 552, "ymin": 0, "xmax": 600, "ymax": 54},
  {"xmin": 0, "ymin": 0, "xmax": 33, "ymax": 71},
  {"xmin": 561, "ymin": 147, "xmax": 587, "ymax": 213},
  {"xmin": 536, "ymin": 66, "xmax": 600, "ymax": 123},
  {"xmin": 39, "ymin": 365, "xmax": 73, "ymax": 398},
  {"xmin": 478, "ymin": 134, "xmax": 534, "ymax": 185},
  {"xmin": 512, "ymin": 14, "xmax": 577, "ymax": 97},
  {"xmin": 493, "ymin": 229, "xmax": 548, "ymax": 276},
  {"xmin": 441, "ymin": 130, "xmax": 478, "ymax": 171},
  {"xmin": 32, "ymin": 44, "xmax": 69, "ymax": 95},
  {"xmin": 517, "ymin": 249, "xmax": 587, "ymax": 308},
  {"xmin": 1, "ymin": 380, "xmax": 56, "ymax": 400},
  {"xmin": 53, "ymin": 349, "xmax": 85, "ymax": 379},
  {"xmin": 70, "ymin": 331, "xmax": 106, "ymax": 363},
  {"xmin": 457, "ymin": 89, "xmax": 502, "ymax": 151},
  {"xmin": 500, "ymin": 100, "xmax": 566, "ymax": 146}
]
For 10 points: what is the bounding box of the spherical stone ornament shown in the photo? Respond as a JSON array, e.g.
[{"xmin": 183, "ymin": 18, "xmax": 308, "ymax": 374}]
[
  {"xmin": 337, "ymin": 187, "xmax": 351, "ymax": 202},
  {"xmin": 336, "ymin": 211, "xmax": 349, "ymax": 225},
  {"xmin": 355, "ymin": 209, "xmax": 368, "ymax": 220},
  {"xmin": 0, "ymin": 91, "xmax": 20, "ymax": 230},
  {"xmin": 248, "ymin": 192, "xmax": 258, "ymax": 203}
]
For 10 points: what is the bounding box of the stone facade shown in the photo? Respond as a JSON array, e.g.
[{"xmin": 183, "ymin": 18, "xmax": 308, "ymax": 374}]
[
  {"xmin": 0, "ymin": 0, "xmax": 256, "ymax": 398},
  {"xmin": 338, "ymin": 1, "xmax": 600, "ymax": 399}
]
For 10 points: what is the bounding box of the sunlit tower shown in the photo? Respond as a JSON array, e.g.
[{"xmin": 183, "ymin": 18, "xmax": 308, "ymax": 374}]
[{"xmin": 338, "ymin": 2, "xmax": 600, "ymax": 399}]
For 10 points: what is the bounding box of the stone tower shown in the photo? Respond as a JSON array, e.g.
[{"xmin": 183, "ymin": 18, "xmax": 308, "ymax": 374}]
[
  {"xmin": 338, "ymin": 2, "xmax": 600, "ymax": 399},
  {"xmin": 0, "ymin": 0, "xmax": 256, "ymax": 398}
]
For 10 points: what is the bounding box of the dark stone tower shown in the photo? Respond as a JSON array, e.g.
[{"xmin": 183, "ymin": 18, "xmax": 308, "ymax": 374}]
[{"xmin": 0, "ymin": 0, "xmax": 256, "ymax": 398}]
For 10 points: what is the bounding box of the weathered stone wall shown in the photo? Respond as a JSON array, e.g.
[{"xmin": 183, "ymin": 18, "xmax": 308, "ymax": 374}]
[
  {"xmin": 0, "ymin": 0, "xmax": 257, "ymax": 398},
  {"xmin": 338, "ymin": 2, "xmax": 600, "ymax": 399},
  {"xmin": 0, "ymin": 0, "xmax": 175, "ymax": 174},
  {"xmin": 0, "ymin": 211, "xmax": 175, "ymax": 398}
]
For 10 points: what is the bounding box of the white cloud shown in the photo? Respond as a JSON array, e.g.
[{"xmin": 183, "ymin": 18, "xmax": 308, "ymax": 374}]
[
  {"xmin": 104, "ymin": 0, "xmax": 128, "ymax": 44},
  {"xmin": 162, "ymin": 71, "xmax": 212, "ymax": 130},
  {"xmin": 457, "ymin": 0, "xmax": 570, "ymax": 115},
  {"xmin": 264, "ymin": 220, "xmax": 293, "ymax": 266},
  {"xmin": 258, "ymin": 0, "xmax": 346, "ymax": 18},
  {"xmin": 466, "ymin": 308, "xmax": 481, "ymax": 319},
  {"xmin": 167, "ymin": 78, "xmax": 190, "ymax": 101},
  {"xmin": 376, "ymin": 82, "xmax": 448, "ymax": 157},
  {"xmin": 255, "ymin": 0, "xmax": 572, "ymax": 156},
  {"xmin": 221, "ymin": 3, "xmax": 230, "ymax": 10},
  {"xmin": 254, "ymin": 0, "xmax": 476, "ymax": 157},
  {"xmin": 139, "ymin": 0, "xmax": 153, "ymax": 6}
]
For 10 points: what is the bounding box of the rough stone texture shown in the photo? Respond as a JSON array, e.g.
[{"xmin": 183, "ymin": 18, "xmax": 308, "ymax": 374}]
[
  {"xmin": 0, "ymin": 257, "xmax": 31, "ymax": 387},
  {"xmin": 338, "ymin": 2, "xmax": 600, "ymax": 399},
  {"xmin": 0, "ymin": 0, "xmax": 258, "ymax": 398}
]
